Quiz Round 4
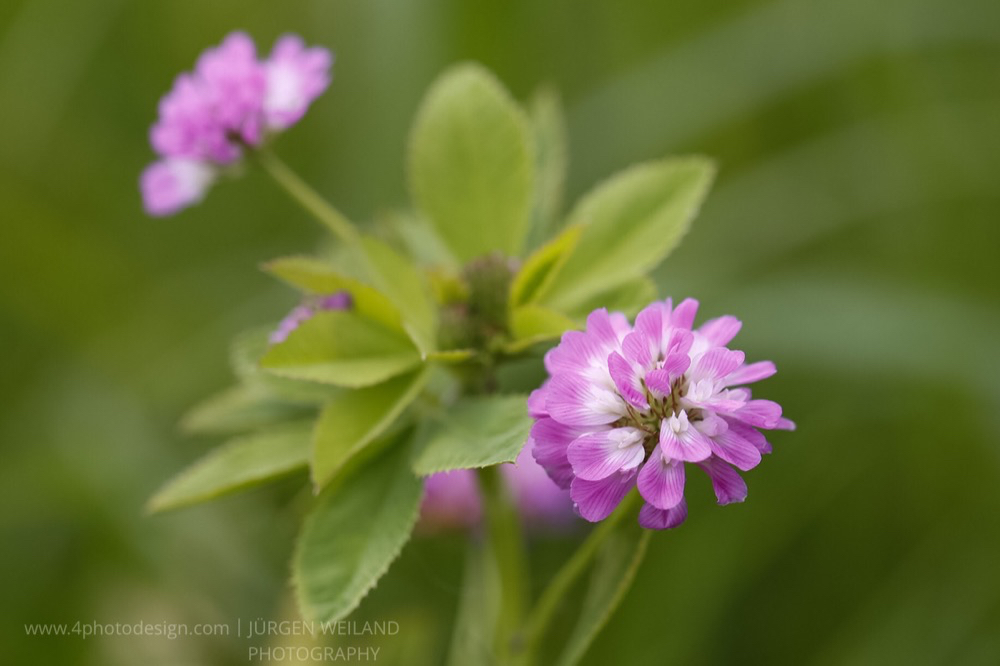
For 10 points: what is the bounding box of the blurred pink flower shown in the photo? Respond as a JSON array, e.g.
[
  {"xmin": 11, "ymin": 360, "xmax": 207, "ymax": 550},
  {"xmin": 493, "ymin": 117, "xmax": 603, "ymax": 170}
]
[
  {"xmin": 141, "ymin": 32, "xmax": 332, "ymax": 217},
  {"xmin": 418, "ymin": 449, "xmax": 575, "ymax": 533}
]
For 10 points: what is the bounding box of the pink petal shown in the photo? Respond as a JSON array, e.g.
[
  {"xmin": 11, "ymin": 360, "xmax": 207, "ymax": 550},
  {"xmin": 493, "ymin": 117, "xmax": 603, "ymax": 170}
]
[
  {"xmin": 693, "ymin": 412, "xmax": 728, "ymax": 437},
  {"xmin": 544, "ymin": 330, "xmax": 602, "ymax": 375},
  {"xmin": 636, "ymin": 448, "xmax": 686, "ymax": 510},
  {"xmin": 585, "ymin": 308, "xmax": 622, "ymax": 350},
  {"xmin": 546, "ymin": 374, "xmax": 626, "ymax": 426},
  {"xmin": 608, "ymin": 312, "xmax": 632, "ymax": 340},
  {"xmin": 708, "ymin": 426, "xmax": 762, "ymax": 471},
  {"xmin": 660, "ymin": 418, "xmax": 713, "ymax": 462},
  {"xmin": 734, "ymin": 399, "xmax": 783, "ymax": 429},
  {"xmin": 670, "ymin": 298, "xmax": 699, "ymax": 330},
  {"xmin": 638, "ymin": 499, "xmax": 688, "ymax": 529},
  {"xmin": 531, "ymin": 439, "xmax": 573, "ymax": 490},
  {"xmin": 531, "ymin": 417, "xmax": 584, "ymax": 489},
  {"xmin": 567, "ymin": 428, "xmax": 646, "ymax": 481},
  {"xmin": 644, "ymin": 368, "xmax": 674, "ymax": 396},
  {"xmin": 727, "ymin": 387, "xmax": 752, "ymax": 402},
  {"xmin": 692, "ymin": 347, "xmax": 745, "ymax": 382},
  {"xmin": 621, "ymin": 331, "xmax": 654, "ymax": 370},
  {"xmin": 775, "ymin": 417, "xmax": 797, "ymax": 431},
  {"xmin": 726, "ymin": 361, "xmax": 776, "ymax": 386},
  {"xmin": 723, "ymin": 418, "xmax": 773, "ymax": 454},
  {"xmin": 634, "ymin": 301, "xmax": 670, "ymax": 352},
  {"xmin": 545, "ymin": 321, "xmax": 621, "ymax": 377},
  {"xmin": 698, "ymin": 457, "xmax": 747, "ymax": 504},
  {"xmin": 666, "ymin": 328, "xmax": 694, "ymax": 357},
  {"xmin": 570, "ymin": 471, "xmax": 637, "ymax": 522},
  {"xmin": 697, "ymin": 315, "xmax": 742, "ymax": 346},
  {"xmin": 662, "ymin": 350, "xmax": 692, "ymax": 377},
  {"xmin": 527, "ymin": 384, "xmax": 550, "ymax": 418},
  {"xmin": 608, "ymin": 352, "xmax": 648, "ymax": 410}
]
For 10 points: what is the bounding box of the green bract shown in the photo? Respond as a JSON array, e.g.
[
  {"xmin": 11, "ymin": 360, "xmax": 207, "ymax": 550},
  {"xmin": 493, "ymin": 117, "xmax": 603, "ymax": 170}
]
[{"xmin": 150, "ymin": 61, "xmax": 714, "ymax": 660}]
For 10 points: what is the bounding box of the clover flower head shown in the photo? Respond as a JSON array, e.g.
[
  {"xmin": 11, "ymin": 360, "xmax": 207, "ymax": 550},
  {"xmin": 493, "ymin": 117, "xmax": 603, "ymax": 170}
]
[
  {"xmin": 529, "ymin": 298, "xmax": 794, "ymax": 530},
  {"xmin": 269, "ymin": 291, "xmax": 352, "ymax": 344},
  {"xmin": 141, "ymin": 32, "xmax": 333, "ymax": 217}
]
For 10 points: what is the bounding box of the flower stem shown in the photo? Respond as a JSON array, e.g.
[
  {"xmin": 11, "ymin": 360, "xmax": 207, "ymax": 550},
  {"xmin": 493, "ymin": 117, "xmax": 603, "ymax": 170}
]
[
  {"xmin": 256, "ymin": 149, "xmax": 358, "ymax": 244},
  {"xmin": 477, "ymin": 465, "xmax": 529, "ymax": 663},
  {"xmin": 515, "ymin": 489, "xmax": 641, "ymax": 660}
]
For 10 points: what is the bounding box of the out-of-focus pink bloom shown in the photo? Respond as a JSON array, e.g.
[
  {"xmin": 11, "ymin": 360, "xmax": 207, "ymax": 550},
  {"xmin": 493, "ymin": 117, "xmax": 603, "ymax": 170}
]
[
  {"xmin": 529, "ymin": 298, "xmax": 794, "ymax": 530},
  {"xmin": 419, "ymin": 469, "xmax": 483, "ymax": 532},
  {"xmin": 418, "ymin": 449, "xmax": 574, "ymax": 533},
  {"xmin": 269, "ymin": 291, "xmax": 353, "ymax": 344},
  {"xmin": 141, "ymin": 32, "xmax": 333, "ymax": 217}
]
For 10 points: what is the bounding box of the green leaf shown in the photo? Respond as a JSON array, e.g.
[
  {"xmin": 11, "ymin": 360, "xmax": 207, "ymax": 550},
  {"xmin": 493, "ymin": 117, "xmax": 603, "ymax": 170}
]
[
  {"xmin": 560, "ymin": 276, "xmax": 658, "ymax": 321},
  {"xmin": 509, "ymin": 224, "xmax": 582, "ymax": 308},
  {"xmin": 260, "ymin": 311, "xmax": 422, "ymax": 388},
  {"xmin": 538, "ymin": 157, "xmax": 714, "ymax": 312},
  {"xmin": 412, "ymin": 395, "xmax": 533, "ymax": 476},
  {"xmin": 527, "ymin": 86, "xmax": 568, "ymax": 248},
  {"xmin": 312, "ymin": 369, "xmax": 429, "ymax": 490},
  {"xmin": 358, "ymin": 237, "xmax": 438, "ymax": 356},
  {"xmin": 409, "ymin": 63, "xmax": 535, "ymax": 262},
  {"xmin": 294, "ymin": 440, "xmax": 423, "ymax": 623},
  {"xmin": 262, "ymin": 256, "xmax": 404, "ymax": 334},
  {"xmin": 506, "ymin": 305, "xmax": 577, "ymax": 353},
  {"xmin": 375, "ymin": 209, "xmax": 458, "ymax": 271},
  {"xmin": 180, "ymin": 384, "xmax": 312, "ymax": 435},
  {"xmin": 555, "ymin": 523, "xmax": 651, "ymax": 666},
  {"xmin": 230, "ymin": 327, "xmax": 346, "ymax": 403},
  {"xmin": 147, "ymin": 423, "xmax": 312, "ymax": 513}
]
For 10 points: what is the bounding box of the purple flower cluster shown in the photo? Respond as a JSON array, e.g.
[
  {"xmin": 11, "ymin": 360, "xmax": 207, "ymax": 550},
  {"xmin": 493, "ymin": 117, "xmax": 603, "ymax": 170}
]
[
  {"xmin": 141, "ymin": 32, "xmax": 332, "ymax": 217},
  {"xmin": 529, "ymin": 298, "xmax": 794, "ymax": 529}
]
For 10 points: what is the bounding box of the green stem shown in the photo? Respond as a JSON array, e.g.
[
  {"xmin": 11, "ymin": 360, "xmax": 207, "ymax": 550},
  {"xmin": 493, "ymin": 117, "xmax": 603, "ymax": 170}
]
[
  {"xmin": 516, "ymin": 489, "xmax": 641, "ymax": 660},
  {"xmin": 478, "ymin": 465, "xmax": 529, "ymax": 663},
  {"xmin": 256, "ymin": 149, "xmax": 358, "ymax": 244}
]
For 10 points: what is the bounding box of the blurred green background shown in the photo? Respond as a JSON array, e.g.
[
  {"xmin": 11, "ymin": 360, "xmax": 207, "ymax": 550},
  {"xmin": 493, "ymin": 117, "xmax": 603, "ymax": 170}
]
[{"xmin": 2, "ymin": 0, "xmax": 999, "ymax": 664}]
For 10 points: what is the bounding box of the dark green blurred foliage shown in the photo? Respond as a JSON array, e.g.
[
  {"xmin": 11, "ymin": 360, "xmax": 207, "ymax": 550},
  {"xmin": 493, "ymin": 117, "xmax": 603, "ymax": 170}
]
[{"xmin": 2, "ymin": 0, "xmax": 998, "ymax": 664}]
